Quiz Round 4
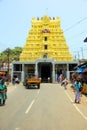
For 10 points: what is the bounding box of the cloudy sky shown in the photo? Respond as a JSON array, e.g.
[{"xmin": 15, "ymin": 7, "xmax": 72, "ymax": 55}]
[{"xmin": 0, "ymin": 0, "xmax": 87, "ymax": 59}]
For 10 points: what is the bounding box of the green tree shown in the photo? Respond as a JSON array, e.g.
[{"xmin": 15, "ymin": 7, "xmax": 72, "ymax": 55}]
[
  {"xmin": 0, "ymin": 47, "xmax": 23, "ymax": 63},
  {"xmin": 11, "ymin": 47, "xmax": 23, "ymax": 61}
]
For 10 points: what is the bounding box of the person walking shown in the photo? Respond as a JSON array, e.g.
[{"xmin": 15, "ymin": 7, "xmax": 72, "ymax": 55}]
[
  {"xmin": 61, "ymin": 78, "xmax": 68, "ymax": 89},
  {"xmin": 74, "ymin": 77, "xmax": 82, "ymax": 104},
  {"xmin": 15, "ymin": 76, "xmax": 20, "ymax": 84},
  {"xmin": 0, "ymin": 78, "xmax": 7, "ymax": 105},
  {"xmin": 12, "ymin": 77, "xmax": 15, "ymax": 85}
]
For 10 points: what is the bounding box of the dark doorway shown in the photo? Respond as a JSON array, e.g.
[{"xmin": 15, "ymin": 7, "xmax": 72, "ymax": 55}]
[{"xmin": 41, "ymin": 65, "xmax": 51, "ymax": 82}]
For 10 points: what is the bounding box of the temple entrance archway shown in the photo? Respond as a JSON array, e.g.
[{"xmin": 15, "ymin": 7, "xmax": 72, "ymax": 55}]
[{"xmin": 38, "ymin": 62, "xmax": 52, "ymax": 83}]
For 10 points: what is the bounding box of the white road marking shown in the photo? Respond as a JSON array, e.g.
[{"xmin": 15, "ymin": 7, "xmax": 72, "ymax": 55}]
[
  {"xmin": 73, "ymin": 103, "xmax": 87, "ymax": 120},
  {"xmin": 25, "ymin": 99, "xmax": 35, "ymax": 114},
  {"xmin": 65, "ymin": 91, "xmax": 87, "ymax": 121}
]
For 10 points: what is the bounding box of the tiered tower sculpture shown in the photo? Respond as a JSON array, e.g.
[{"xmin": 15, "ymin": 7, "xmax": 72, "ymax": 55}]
[{"xmin": 20, "ymin": 15, "xmax": 73, "ymax": 62}]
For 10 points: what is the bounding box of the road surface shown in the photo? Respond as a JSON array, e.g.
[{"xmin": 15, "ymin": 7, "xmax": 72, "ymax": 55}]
[{"xmin": 0, "ymin": 83, "xmax": 87, "ymax": 130}]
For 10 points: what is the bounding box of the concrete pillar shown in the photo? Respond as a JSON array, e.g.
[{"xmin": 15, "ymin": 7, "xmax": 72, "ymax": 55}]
[
  {"xmin": 35, "ymin": 63, "xmax": 38, "ymax": 77},
  {"xmin": 66, "ymin": 63, "xmax": 70, "ymax": 80},
  {"xmin": 55, "ymin": 65, "xmax": 58, "ymax": 82},
  {"xmin": 52, "ymin": 63, "xmax": 55, "ymax": 83},
  {"xmin": 21, "ymin": 64, "xmax": 24, "ymax": 82},
  {"xmin": 11, "ymin": 63, "xmax": 13, "ymax": 82}
]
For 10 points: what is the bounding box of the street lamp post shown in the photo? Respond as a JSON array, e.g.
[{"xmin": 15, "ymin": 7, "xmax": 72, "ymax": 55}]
[
  {"xmin": 6, "ymin": 48, "xmax": 10, "ymax": 83},
  {"xmin": 81, "ymin": 47, "xmax": 84, "ymax": 59}
]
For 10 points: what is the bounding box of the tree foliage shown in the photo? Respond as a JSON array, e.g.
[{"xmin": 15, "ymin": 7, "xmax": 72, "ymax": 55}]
[{"xmin": 0, "ymin": 47, "xmax": 23, "ymax": 63}]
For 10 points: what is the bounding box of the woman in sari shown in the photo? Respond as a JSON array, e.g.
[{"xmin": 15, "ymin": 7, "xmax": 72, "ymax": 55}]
[{"xmin": 0, "ymin": 79, "xmax": 7, "ymax": 105}]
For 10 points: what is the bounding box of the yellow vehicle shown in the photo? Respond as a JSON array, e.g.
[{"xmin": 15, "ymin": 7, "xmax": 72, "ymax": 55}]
[
  {"xmin": 23, "ymin": 76, "xmax": 41, "ymax": 89},
  {"xmin": 27, "ymin": 77, "xmax": 41, "ymax": 89}
]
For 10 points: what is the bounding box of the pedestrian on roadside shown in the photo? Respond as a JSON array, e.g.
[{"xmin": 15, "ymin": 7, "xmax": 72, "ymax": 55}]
[
  {"xmin": 74, "ymin": 77, "xmax": 82, "ymax": 104},
  {"xmin": 12, "ymin": 78, "xmax": 15, "ymax": 85},
  {"xmin": 0, "ymin": 78, "xmax": 7, "ymax": 105},
  {"xmin": 58, "ymin": 74, "xmax": 64, "ymax": 83},
  {"xmin": 15, "ymin": 77, "xmax": 20, "ymax": 84},
  {"xmin": 61, "ymin": 78, "xmax": 68, "ymax": 89},
  {"xmin": 0, "ymin": 76, "xmax": 2, "ymax": 84}
]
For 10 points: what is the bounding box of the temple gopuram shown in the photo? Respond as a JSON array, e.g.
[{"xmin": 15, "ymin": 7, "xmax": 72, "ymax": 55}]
[{"xmin": 12, "ymin": 15, "xmax": 78, "ymax": 83}]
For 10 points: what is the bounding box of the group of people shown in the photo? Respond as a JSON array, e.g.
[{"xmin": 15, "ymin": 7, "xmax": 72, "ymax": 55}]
[
  {"xmin": 57, "ymin": 73, "xmax": 83, "ymax": 104},
  {"xmin": 0, "ymin": 72, "xmax": 83, "ymax": 105}
]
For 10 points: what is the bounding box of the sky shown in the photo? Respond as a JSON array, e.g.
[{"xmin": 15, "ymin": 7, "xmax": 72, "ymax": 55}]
[{"xmin": 0, "ymin": 0, "xmax": 87, "ymax": 59}]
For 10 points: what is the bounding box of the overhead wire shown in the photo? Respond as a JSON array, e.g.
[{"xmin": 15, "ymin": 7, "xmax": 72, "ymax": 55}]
[
  {"xmin": 64, "ymin": 16, "xmax": 87, "ymax": 32},
  {"xmin": 63, "ymin": 16, "xmax": 87, "ymax": 55},
  {"xmin": 65, "ymin": 29, "xmax": 87, "ymax": 41},
  {"xmin": 63, "ymin": 16, "xmax": 87, "ymax": 58}
]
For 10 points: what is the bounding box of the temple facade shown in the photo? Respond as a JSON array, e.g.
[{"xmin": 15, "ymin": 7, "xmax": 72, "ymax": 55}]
[{"xmin": 12, "ymin": 15, "xmax": 78, "ymax": 83}]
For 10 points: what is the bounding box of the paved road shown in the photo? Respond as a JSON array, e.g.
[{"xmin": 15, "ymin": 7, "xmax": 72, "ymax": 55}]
[{"xmin": 0, "ymin": 83, "xmax": 87, "ymax": 130}]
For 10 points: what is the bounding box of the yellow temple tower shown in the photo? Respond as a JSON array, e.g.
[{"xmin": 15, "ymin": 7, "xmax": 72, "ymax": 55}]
[
  {"xmin": 20, "ymin": 15, "xmax": 73, "ymax": 62},
  {"xmin": 12, "ymin": 15, "xmax": 78, "ymax": 83}
]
